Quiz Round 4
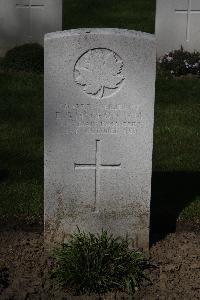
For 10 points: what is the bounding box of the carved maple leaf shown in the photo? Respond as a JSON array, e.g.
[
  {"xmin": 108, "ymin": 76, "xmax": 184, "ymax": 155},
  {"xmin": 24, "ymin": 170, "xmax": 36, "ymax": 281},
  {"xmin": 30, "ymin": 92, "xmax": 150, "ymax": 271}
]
[{"xmin": 75, "ymin": 49, "xmax": 125, "ymax": 99}]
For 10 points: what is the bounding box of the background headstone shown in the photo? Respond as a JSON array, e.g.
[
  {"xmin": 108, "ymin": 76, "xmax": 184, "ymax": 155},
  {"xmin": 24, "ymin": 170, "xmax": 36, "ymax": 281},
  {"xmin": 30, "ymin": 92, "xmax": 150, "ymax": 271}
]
[
  {"xmin": 44, "ymin": 29, "xmax": 156, "ymax": 251},
  {"xmin": 156, "ymin": 0, "xmax": 200, "ymax": 57},
  {"xmin": 0, "ymin": 0, "xmax": 62, "ymax": 56}
]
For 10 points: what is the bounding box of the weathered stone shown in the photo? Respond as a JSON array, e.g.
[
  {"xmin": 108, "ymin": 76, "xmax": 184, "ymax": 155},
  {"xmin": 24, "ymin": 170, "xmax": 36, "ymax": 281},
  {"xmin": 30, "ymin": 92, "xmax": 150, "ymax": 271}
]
[
  {"xmin": 0, "ymin": 0, "xmax": 62, "ymax": 56},
  {"xmin": 44, "ymin": 29, "xmax": 156, "ymax": 251},
  {"xmin": 156, "ymin": 0, "xmax": 200, "ymax": 57}
]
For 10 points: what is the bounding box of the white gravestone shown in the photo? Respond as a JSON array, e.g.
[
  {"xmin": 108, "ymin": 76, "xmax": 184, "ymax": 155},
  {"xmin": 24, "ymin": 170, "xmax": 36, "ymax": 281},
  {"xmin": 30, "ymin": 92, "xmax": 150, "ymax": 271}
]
[
  {"xmin": 156, "ymin": 0, "xmax": 200, "ymax": 57},
  {"xmin": 44, "ymin": 29, "xmax": 156, "ymax": 251},
  {"xmin": 0, "ymin": 0, "xmax": 62, "ymax": 55}
]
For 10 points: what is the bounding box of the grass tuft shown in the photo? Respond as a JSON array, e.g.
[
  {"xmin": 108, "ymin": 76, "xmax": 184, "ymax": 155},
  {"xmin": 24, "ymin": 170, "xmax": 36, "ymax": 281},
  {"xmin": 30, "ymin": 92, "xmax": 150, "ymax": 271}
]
[{"xmin": 52, "ymin": 230, "xmax": 147, "ymax": 296}]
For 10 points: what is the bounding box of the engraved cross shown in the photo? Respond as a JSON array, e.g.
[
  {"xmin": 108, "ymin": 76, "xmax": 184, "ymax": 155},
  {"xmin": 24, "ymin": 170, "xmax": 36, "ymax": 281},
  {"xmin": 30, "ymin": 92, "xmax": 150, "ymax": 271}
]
[
  {"xmin": 175, "ymin": 0, "xmax": 200, "ymax": 42},
  {"xmin": 74, "ymin": 140, "xmax": 121, "ymax": 212},
  {"xmin": 16, "ymin": 0, "xmax": 44, "ymax": 41}
]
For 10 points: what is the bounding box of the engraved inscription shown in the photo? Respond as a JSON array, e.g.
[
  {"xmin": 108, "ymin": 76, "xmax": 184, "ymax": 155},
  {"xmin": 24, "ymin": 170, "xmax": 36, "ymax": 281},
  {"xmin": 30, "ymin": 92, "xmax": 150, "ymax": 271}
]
[
  {"xmin": 56, "ymin": 103, "xmax": 142, "ymax": 135},
  {"xmin": 74, "ymin": 48, "xmax": 125, "ymax": 99},
  {"xmin": 74, "ymin": 140, "xmax": 121, "ymax": 212}
]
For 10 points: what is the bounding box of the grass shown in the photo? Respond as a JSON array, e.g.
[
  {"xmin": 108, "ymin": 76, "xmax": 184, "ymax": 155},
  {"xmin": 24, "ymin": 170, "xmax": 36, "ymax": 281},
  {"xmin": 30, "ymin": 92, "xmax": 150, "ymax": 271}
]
[
  {"xmin": 2, "ymin": 44, "xmax": 44, "ymax": 73},
  {"xmin": 0, "ymin": 71, "xmax": 199, "ymax": 223},
  {"xmin": 0, "ymin": 0, "xmax": 199, "ymax": 226},
  {"xmin": 63, "ymin": 0, "xmax": 156, "ymax": 33},
  {"xmin": 52, "ymin": 230, "xmax": 146, "ymax": 296},
  {"xmin": 0, "ymin": 73, "xmax": 43, "ymax": 221},
  {"xmin": 154, "ymin": 76, "xmax": 200, "ymax": 171},
  {"xmin": 179, "ymin": 196, "xmax": 200, "ymax": 222}
]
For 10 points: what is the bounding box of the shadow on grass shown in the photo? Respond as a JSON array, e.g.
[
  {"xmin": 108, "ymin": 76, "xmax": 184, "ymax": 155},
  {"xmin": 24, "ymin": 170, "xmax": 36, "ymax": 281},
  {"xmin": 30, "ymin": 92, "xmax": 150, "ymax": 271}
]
[
  {"xmin": 0, "ymin": 169, "xmax": 9, "ymax": 182},
  {"xmin": 150, "ymin": 171, "xmax": 200, "ymax": 245},
  {"xmin": 63, "ymin": 0, "xmax": 155, "ymax": 33}
]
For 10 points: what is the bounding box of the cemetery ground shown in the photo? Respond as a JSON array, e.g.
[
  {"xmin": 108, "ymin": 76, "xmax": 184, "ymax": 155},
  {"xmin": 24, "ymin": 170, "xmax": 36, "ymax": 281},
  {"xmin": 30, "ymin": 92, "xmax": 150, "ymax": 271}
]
[
  {"xmin": 0, "ymin": 0, "xmax": 200, "ymax": 298},
  {"xmin": 0, "ymin": 65, "xmax": 200, "ymax": 299}
]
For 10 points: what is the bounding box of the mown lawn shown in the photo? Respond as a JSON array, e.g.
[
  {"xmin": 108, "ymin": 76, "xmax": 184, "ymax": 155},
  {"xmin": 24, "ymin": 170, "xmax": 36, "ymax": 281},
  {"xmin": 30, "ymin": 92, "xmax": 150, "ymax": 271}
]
[
  {"xmin": 0, "ymin": 73, "xmax": 43, "ymax": 222},
  {"xmin": 0, "ymin": 72, "xmax": 199, "ymax": 222},
  {"xmin": 0, "ymin": 0, "xmax": 199, "ymax": 227},
  {"xmin": 63, "ymin": 0, "xmax": 156, "ymax": 33},
  {"xmin": 152, "ymin": 77, "xmax": 200, "ymax": 236},
  {"xmin": 154, "ymin": 77, "xmax": 200, "ymax": 172}
]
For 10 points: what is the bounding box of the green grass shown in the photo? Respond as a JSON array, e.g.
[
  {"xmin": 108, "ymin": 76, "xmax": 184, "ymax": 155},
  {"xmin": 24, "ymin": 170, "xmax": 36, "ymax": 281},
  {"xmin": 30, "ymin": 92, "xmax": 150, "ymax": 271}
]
[
  {"xmin": 154, "ymin": 76, "xmax": 200, "ymax": 171},
  {"xmin": 151, "ymin": 76, "xmax": 200, "ymax": 232},
  {"xmin": 0, "ymin": 73, "xmax": 43, "ymax": 221},
  {"xmin": 2, "ymin": 43, "xmax": 44, "ymax": 73},
  {"xmin": 63, "ymin": 0, "xmax": 156, "ymax": 33},
  {"xmin": 0, "ymin": 72, "xmax": 199, "ymax": 223},
  {"xmin": 52, "ymin": 230, "xmax": 146, "ymax": 296},
  {"xmin": 0, "ymin": 0, "xmax": 199, "ymax": 225},
  {"xmin": 179, "ymin": 196, "xmax": 200, "ymax": 222}
]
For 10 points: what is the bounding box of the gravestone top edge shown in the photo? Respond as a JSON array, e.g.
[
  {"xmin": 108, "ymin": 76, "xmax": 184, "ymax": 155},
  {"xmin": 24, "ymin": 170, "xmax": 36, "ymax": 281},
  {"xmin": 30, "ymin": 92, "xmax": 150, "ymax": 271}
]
[{"xmin": 44, "ymin": 28, "xmax": 155, "ymax": 41}]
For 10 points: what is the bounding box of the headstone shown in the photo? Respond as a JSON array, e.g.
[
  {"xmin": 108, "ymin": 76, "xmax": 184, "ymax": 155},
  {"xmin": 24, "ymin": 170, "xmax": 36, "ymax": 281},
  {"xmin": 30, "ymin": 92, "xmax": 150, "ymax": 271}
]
[
  {"xmin": 0, "ymin": 0, "xmax": 62, "ymax": 56},
  {"xmin": 156, "ymin": 0, "xmax": 200, "ymax": 57},
  {"xmin": 44, "ymin": 29, "xmax": 156, "ymax": 251}
]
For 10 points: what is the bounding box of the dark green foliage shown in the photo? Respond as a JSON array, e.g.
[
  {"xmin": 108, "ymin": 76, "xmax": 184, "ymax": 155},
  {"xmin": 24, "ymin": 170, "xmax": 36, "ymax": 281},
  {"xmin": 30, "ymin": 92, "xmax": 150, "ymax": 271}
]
[
  {"xmin": 52, "ymin": 230, "xmax": 146, "ymax": 296},
  {"xmin": 0, "ymin": 74, "xmax": 200, "ymax": 223},
  {"xmin": 1, "ymin": 44, "xmax": 44, "ymax": 73},
  {"xmin": 0, "ymin": 73, "xmax": 43, "ymax": 221},
  {"xmin": 154, "ymin": 76, "xmax": 200, "ymax": 171},
  {"xmin": 63, "ymin": 0, "xmax": 156, "ymax": 33},
  {"xmin": 0, "ymin": 0, "xmax": 199, "ymax": 225},
  {"xmin": 158, "ymin": 48, "xmax": 200, "ymax": 77}
]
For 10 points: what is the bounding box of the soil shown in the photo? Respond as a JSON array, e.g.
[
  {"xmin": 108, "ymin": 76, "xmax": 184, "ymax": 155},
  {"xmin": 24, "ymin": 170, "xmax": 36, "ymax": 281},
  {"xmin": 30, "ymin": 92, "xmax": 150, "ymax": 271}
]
[{"xmin": 0, "ymin": 227, "xmax": 199, "ymax": 300}]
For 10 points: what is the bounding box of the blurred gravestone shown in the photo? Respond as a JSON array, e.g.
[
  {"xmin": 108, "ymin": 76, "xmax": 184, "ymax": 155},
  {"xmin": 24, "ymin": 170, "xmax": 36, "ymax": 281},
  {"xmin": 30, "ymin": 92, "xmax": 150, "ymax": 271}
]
[
  {"xmin": 0, "ymin": 0, "xmax": 62, "ymax": 56},
  {"xmin": 44, "ymin": 29, "xmax": 156, "ymax": 252},
  {"xmin": 156, "ymin": 0, "xmax": 200, "ymax": 57}
]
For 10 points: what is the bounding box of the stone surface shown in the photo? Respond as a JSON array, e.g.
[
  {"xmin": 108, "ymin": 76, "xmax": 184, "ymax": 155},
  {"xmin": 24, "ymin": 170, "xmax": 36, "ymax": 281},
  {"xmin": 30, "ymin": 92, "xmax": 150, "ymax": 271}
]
[
  {"xmin": 156, "ymin": 0, "xmax": 200, "ymax": 57},
  {"xmin": 44, "ymin": 28, "xmax": 156, "ymax": 251},
  {"xmin": 0, "ymin": 0, "xmax": 62, "ymax": 56}
]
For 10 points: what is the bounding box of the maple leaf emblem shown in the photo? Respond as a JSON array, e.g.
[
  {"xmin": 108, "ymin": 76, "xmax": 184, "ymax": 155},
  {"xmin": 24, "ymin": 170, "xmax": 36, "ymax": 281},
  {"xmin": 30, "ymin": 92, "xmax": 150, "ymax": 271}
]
[{"xmin": 74, "ymin": 49, "xmax": 125, "ymax": 99}]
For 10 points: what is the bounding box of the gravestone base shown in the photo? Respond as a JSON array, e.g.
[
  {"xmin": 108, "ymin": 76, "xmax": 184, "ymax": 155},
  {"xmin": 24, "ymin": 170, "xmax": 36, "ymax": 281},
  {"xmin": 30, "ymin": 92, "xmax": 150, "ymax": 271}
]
[{"xmin": 45, "ymin": 209, "xmax": 150, "ymax": 251}]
